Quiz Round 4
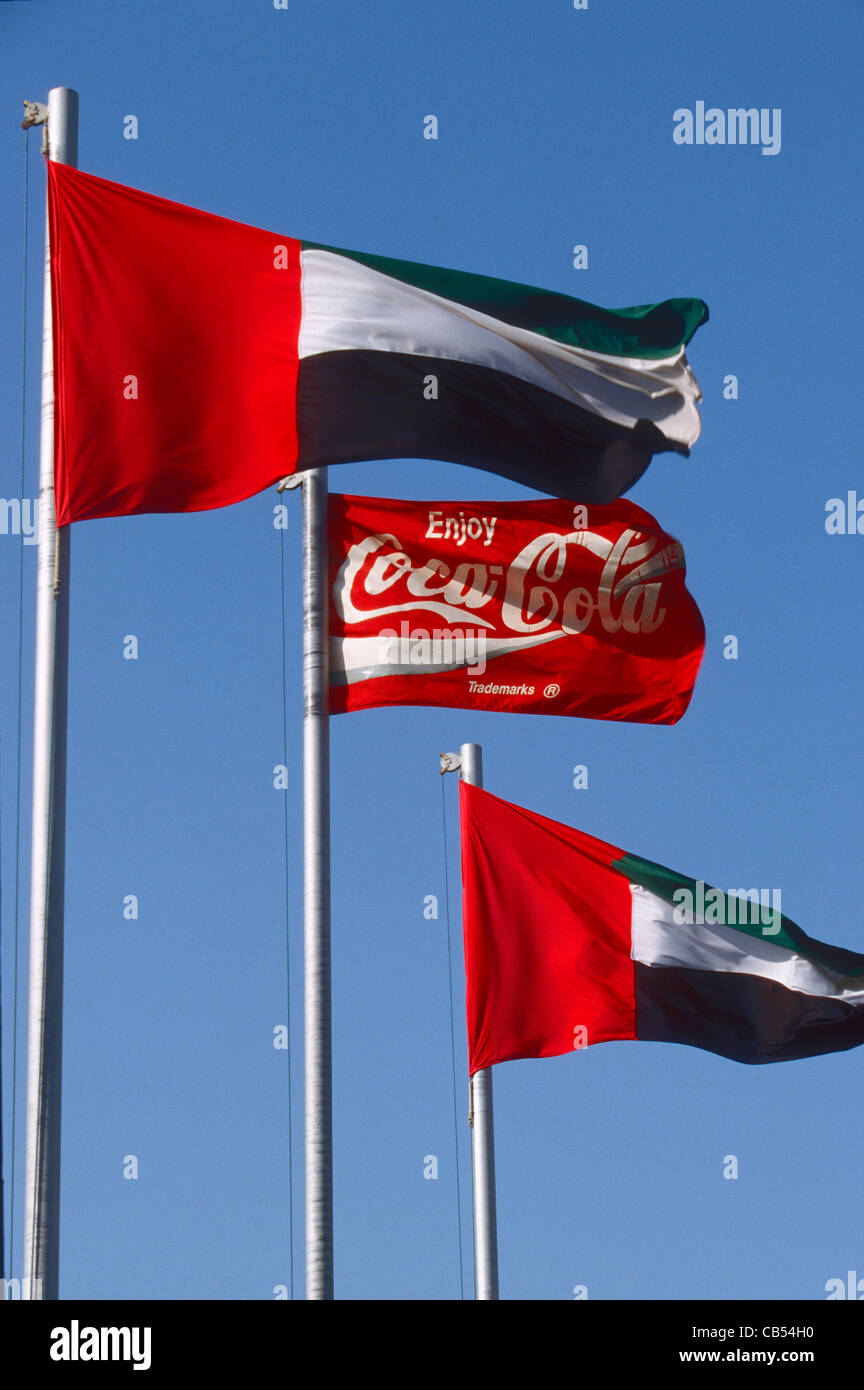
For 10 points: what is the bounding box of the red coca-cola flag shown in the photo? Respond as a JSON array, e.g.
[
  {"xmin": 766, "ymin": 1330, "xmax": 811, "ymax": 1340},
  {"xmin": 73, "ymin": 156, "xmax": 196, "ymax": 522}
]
[{"xmin": 328, "ymin": 495, "xmax": 705, "ymax": 723}]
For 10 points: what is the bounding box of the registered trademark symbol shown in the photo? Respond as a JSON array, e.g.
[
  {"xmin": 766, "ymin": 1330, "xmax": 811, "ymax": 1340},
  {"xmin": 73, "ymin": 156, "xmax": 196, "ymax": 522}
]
[{"xmin": 543, "ymin": 683, "xmax": 560, "ymax": 698}]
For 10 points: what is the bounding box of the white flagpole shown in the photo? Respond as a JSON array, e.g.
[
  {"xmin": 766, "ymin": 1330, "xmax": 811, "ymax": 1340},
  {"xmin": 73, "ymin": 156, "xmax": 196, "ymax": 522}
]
[
  {"xmin": 22, "ymin": 85, "xmax": 78, "ymax": 1302},
  {"xmin": 301, "ymin": 468, "xmax": 333, "ymax": 1298},
  {"xmin": 459, "ymin": 742, "xmax": 500, "ymax": 1299}
]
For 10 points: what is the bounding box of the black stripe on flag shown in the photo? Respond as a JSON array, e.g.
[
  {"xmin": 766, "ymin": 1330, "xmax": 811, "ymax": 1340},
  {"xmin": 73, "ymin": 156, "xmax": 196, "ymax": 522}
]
[
  {"xmin": 296, "ymin": 350, "xmax": 677, "ymax": 501},
  {"xmin": 635, "ymin": 962, "xmax": 864, "ymax": 1064}
]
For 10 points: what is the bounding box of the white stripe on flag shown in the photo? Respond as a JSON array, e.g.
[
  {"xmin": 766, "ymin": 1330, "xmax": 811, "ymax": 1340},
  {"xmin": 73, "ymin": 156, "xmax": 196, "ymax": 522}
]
[
  {"xmin": 330, "ymin": 631, "xmax": 562, "ymax": 682},
  {"xmin": 630, "ymin": 884, "xmax": 864, "ymax": 1004}
]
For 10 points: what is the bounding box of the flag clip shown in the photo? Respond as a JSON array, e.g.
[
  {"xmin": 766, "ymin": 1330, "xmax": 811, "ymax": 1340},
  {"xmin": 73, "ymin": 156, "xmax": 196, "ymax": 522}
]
[
  {"xmin": 21, "ymin": 101, "xmax": 49, "ymax": 154},
  {"xmin": 21, "ymin": 100, "xmax": 48, "ymax": 129}
]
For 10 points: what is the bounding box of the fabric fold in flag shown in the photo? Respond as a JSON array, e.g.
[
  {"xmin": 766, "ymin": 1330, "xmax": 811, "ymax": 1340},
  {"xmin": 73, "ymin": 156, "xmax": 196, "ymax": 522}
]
[
  {"xmin": 460, "ymin": 782, "xmax": 864, "ymax": 1072},
  {"xmin": 47, "ymin": 161, "xmax": 708, "ymax": 525}
]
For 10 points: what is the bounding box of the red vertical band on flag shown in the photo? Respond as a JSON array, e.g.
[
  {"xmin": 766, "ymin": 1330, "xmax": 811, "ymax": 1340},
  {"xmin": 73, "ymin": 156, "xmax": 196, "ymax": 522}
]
[
  {"xmin": 48, "ymin": 161, "xmax": 302, "ymax": 525},
  {"xmin": 459, "ymin": 782, "xmax": 637, "ymax": 1073}
]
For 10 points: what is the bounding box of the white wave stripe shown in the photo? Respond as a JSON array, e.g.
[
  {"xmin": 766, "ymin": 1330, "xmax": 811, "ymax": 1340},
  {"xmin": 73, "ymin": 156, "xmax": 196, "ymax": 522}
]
[
  {"xmin": 331, "ymin": 630, "xmax": 565, "ymax": 683},
  {"xmin": 299, "ymin": 250, "xmax": 702, "ymax": 448},
  {"xmin": 630, "ymin": 884, "xmax": 864, "ymax": 1006}
]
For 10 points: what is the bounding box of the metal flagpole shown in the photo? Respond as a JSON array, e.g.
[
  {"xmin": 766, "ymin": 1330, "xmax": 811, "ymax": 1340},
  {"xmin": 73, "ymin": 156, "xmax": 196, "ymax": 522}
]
[
  {"xmin": 459, "ymin": 742, "xmax": 500, "ymax": 1300},
  {"xmin": 301, "ymin": 467, "xmax": 333, "ymax": 1299},
  {"xmin": 21, "ymin": 85, "xmax": 78, "ymax": 1302}
]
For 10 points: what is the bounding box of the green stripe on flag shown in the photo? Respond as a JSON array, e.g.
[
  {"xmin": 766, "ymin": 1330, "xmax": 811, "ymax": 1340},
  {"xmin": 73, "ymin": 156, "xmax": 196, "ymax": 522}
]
[{"xmin": 301, "ymin": 242, "xmax": 708, "ymax": 359}]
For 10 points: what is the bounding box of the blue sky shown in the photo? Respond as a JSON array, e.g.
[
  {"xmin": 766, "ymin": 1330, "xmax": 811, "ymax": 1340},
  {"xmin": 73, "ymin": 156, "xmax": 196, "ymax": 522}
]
[{"xmin": 1, "ymin": 0, "xmax": 863, "ymax": 1300}]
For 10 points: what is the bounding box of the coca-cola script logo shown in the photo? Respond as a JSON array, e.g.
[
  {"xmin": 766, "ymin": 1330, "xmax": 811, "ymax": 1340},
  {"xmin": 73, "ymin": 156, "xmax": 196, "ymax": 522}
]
[{"xmin": 334, "ymin": 525, "xmax": 686, "ymax": 649}]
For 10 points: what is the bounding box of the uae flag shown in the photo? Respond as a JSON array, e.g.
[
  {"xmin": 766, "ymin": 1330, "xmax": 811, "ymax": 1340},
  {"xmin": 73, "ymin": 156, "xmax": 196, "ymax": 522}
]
[
  {"xmin": 461, "ymin": 783, "xmax": 864, "ymax": 1071},
  {"xmin": 48, "ymin": 161, "xmax": 708, "ymax": 525}
]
